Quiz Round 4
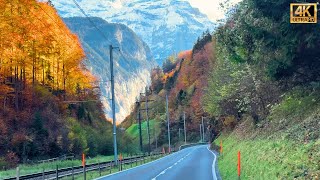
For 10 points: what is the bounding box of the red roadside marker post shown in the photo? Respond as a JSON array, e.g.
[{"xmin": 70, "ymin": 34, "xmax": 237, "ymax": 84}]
[
  {"xmin": 82, "ymin": 153, "xmax": 86, "ymax": 180},
  {"xmin": 82, "ymin": 153, "xmax": 86, "ymax": 167},
  {"xmin": 220, "ymin": 141, "xmax": 223, "ymax": 155},
  {"xmin": 238, "ymin": 151, "xmax": 241, "ymax": 180}
]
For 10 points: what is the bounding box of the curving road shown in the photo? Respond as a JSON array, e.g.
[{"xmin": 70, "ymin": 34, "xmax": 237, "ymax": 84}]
[{"xmin": 96, "ymin": 145, "xmax": 219, "ymax": 180}]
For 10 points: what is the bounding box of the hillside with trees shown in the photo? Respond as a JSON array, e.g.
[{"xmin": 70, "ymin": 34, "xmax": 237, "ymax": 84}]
[
  {"xmin": 205, "ymin": 0, "xmax": 319, "ymax": 178},
  {"xmin": 122, "ymin": 0, "xmax": 319, "ymax": 178},
  {"xmin": 121, "ymin": 31, "xmax": 215, "ymax": 150},
  {"xmin": 0, "ymin": 0, "xmax": 134, "ymax": 168}
]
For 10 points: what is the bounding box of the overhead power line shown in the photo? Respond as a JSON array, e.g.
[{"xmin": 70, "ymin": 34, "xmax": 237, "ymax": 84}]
[{"xmin": 72, "ymin": 0, "xmax": 111, "ymax": 41}]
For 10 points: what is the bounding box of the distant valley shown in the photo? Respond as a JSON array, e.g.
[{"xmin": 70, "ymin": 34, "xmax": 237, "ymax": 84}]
[{"xmin": 64, "ymin": 17, "xmax": 155, "ymax": 121}]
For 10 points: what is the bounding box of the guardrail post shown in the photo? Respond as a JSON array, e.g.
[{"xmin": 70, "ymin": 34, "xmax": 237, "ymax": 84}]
[
  {"xmin": 16, "ymin": 166, "xmax": 19, "ymax": 180},
  {"xmin": 110, "ymin": 162, "xmax": 112, "ymax": 174},
  {"xmin": 98, "ymin": 161, "xmax": 101, "ymax": 176},
  {"xmin": 56, "ymin": 165, "xmax": 58, "ymax": 180},
  {"xmin": 72, "ymin": 164, "xmax": 74, "ymax": 180},
  {"xmin": 42, "ymin": 167, "xmax": 45, "ymax": 179},
  {"xmin": 83, "ymin": 164, "xmax": 86, "ymax": 180},
  {"xmin": 121, "ymin": 159, "xmax": 123, "ymax": 171},
  {"xmin": 122, "ymin": 155, "xmax": 124, "ymax": 171}
]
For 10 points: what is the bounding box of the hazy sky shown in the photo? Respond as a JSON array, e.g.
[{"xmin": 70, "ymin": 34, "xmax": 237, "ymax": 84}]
[{"xmin": 186, "ymin": 0, "xmax": 242, "ymax": 21}]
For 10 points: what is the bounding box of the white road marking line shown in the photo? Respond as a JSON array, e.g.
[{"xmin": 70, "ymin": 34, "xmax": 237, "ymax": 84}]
[
  {"xmin": 152, "ymin": 150, "xmax": 194, "ymax": 180},
  {"xmin": 95, "ymin": 151, "xmax": 179, "ymax": 180},
  {"xmin": 207, "ymin": 146, "xmax": 218, "ymax": 180}
]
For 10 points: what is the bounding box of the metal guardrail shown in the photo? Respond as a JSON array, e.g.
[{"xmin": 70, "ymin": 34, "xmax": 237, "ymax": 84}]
[{"xmin": 3, "ymin": 153, "xmax": 163, "ymax": 180}]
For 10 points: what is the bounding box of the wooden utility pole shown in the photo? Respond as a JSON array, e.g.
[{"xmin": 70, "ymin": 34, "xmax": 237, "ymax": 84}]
[
  {"xmin": 145, "ymin": 87, "xmax": 151, "ymax": 155},
  {"xmin": 139, "ymin": 90, "xmax": 154, "ymax": 155},
  {"xmin": 136, "ymin": 101, "xmax": 143, "ymax": 152}
]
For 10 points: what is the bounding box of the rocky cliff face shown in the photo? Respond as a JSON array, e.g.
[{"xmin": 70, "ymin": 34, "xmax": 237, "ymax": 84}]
[
  {"xmin": 64, "ymin": 17, "xmax": 155, "ymax": 122},
  {"xmin": 51, "ymin": 0, "xmax": 216, "ymax": 64}
]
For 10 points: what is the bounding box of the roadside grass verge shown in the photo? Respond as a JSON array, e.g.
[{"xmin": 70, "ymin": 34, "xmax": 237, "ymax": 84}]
[
  {"xmin": 214, "ymin": 87, "xmax": 320, "ymax": 179},
  {"xmin": 215, "ymin": 134, "xmax": 319, "ymax": 179}
]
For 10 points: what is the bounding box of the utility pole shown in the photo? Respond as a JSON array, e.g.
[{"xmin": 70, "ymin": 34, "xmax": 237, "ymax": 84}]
[
  {"xmin": 136, "ymin": 101, "xmax": 143, "ymax": 152},
  {"xmin": 200, "ymin": 124, "xmax": 202, "ymax": 142},
  {"xmin": 202, "ymin": 116, "xmax": 205, "ymax": 142},
  {"xmin": 154, "ymin": 121, "xmax": 158, "ymax": 150},
  {"xmin": 166, "ymin": 93, "xmax": 171, "ymax": 153},
  {"xmin": 145, "ymin": 87, "xmax": 151, "ymax": 155},
  {"xmin": 140, "ymin": 89, "xmax": 154, "ymax": 155},
  {"xmin": 110, "ymin": 45, "xmax": 119, "ymax": 165},
  {"xmin": 184, "ymin": 112, "xmax": 186, "ymax": 144}
]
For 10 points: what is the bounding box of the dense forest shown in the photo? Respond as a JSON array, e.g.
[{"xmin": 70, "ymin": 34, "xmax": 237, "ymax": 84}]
[{"xmin": 0, "ymin": 0, "xmax": 134, "ymax": 168}]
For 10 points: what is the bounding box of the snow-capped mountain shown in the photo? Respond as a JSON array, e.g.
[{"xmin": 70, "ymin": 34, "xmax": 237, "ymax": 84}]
[
  {"xmin": 64, "ymin": 17, "xmax": 155, "ymax": 122},
  {"xmin": 51, "ymin": 0, "xmax": 216, "ymax": 64}
]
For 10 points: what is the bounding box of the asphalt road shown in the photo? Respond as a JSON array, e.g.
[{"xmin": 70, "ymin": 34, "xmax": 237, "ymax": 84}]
[{"xmin": 96, "ymin": 145, "xmax": 219, "ymax": 180}]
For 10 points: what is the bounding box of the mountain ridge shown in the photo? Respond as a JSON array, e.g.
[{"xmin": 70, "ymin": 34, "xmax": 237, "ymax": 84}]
[{"xmin": 51, "ymin": 0, "xmax": 216, "ymax": 63}]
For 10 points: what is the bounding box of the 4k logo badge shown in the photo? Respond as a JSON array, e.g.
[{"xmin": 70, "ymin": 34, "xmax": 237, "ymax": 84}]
[{"xmin": 290, "ymin": 3, "xmax": 317, "ymax": 23}]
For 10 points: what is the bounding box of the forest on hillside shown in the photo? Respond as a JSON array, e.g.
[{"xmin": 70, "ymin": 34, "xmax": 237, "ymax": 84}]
[
  {"xmin": 0, "ymin": 0, "xmax": 134, "ymax": 168},
  {"xmin": 122, "ymin": 0, "xmax": 320, "ymax": 164},
  {"xmin": 204, "ymin": 0, "xmax": 320, "ymax": 131},
  {"xmin": 122, "ymin": 31, "xmax": 215, "ymax": 150}
]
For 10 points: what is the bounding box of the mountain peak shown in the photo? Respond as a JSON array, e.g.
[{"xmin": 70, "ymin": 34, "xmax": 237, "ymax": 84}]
[{"xmin": 51, "ymin": 0, "xmax": 216, "ymax": 64}]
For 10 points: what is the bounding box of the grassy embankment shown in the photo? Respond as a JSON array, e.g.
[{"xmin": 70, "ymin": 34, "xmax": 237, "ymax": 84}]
[
  {"xmin": 126, "ymin": 119, "xmax": 161, "ymax": 144},
  {"xmin": 214, "ymin": 91, "xmax": 320, "ymax": 179}
]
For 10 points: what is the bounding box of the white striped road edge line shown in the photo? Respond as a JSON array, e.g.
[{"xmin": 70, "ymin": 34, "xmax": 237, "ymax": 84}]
[
  {"xmin": 207, "ymin": 146, "xmax": 218, "ymax": 180},
  {"xmin": 94, "ymin": 151, "xmax": 179, "ymax": 180}
]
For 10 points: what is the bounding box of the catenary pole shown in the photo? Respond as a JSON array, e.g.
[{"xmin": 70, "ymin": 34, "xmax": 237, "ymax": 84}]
[
  {"xmin": 200, "ymin": 124, "xmax": 202, "ymax": 142},
  {"xmin": 110, "ymin": 45, "xmax": 118, "ymax": 165},
  {"xmin": 184, "ymin": 112, "xmax": 186, "ymax": 144},
  {"xmin": 136, "ymin": 101, "xmax": 143, "ymax": 152},
  {"xmin": 145, "ymin": 88, "xmax": 151, "ymax": 155},
  {"xmin": 166, "ymin": 93, "xmax": 171, "ymax": 152},
  {"xmin": 202, "ymin": 116, "xmax": 205, "ymax": 142}
]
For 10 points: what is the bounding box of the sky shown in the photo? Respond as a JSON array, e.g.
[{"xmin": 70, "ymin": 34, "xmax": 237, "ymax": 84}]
[{"xmin": 185, "ymin": 0, "xmax": 242, "ymax": 21}]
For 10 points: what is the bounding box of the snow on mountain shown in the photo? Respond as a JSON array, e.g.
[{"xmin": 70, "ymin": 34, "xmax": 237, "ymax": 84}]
[{"xmin": 51, "ymin": 0, "xmax": 216, "ymax": 64}]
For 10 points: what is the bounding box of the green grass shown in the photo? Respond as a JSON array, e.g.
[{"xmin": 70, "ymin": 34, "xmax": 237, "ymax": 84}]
[
  {"xmin": 126, "ymin": 119, "xmax": 161, "ymax": 143},
  {"xmin": 212, "ymin": 88, "xmax": 320, "ymax": 179},
  {"xmin": 214, "ymin": 134, "xmax": 320, "ymax": 180},
  {"xmin": 0, "ymin": 154, "xmax": 124, "ymax": 179}
]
